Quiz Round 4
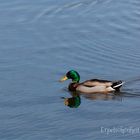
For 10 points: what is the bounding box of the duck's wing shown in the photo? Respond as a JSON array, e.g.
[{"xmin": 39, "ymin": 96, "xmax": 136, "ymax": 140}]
[
  {"xmin": 76, "ymin": 79, "xmax": 124, "ymax": 93},
  {"xmin": 81, "ymin": 79, "xmax": 112, "ymax": 87}
]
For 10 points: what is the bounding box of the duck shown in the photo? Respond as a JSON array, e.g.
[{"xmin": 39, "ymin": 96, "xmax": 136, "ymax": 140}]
[{"xmin": 60, "ymin": 70, "xmax": 125, "ymax": 94}]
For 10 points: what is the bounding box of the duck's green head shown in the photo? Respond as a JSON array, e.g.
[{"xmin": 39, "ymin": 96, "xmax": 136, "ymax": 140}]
[{"xmin": 60, "ymin": 70, "xmax": 80, "ymax": 83}]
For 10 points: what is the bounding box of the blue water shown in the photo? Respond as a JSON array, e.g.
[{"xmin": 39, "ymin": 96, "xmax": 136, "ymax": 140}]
[{"xmin": 0, "ymin": 0, "xmax": 140, "ymax": 139}]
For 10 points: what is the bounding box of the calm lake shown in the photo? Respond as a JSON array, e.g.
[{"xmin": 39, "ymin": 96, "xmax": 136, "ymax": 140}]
[{"xmin": 0, "ymin": 0, "xmax": 140, "ymax": 139}]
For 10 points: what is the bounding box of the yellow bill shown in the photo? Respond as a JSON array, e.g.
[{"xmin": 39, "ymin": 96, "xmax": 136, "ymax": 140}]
[{"xmin": 59, "ymin": 75, "xmax": 68, "ymax": 82}]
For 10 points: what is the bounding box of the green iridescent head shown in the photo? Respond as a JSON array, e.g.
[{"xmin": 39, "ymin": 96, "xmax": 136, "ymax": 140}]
[{"xmin": 60, "ymin": 70, "xmax": 80, "ymax": 83}]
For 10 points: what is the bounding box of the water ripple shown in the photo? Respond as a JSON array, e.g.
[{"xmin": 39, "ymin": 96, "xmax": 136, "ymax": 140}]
[{"xmin": 1, "ymin": 0, "xmax": 140, "ymax": 140}]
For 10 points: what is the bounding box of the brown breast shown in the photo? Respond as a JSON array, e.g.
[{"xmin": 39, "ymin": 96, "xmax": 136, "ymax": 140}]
[{"xmin": 68, "ymin": 83, "xmax": 79, "ymax": 91}]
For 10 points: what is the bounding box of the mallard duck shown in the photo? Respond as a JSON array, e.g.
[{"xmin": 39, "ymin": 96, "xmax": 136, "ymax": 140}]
[{"xmin": 60, "ymin": 70, "xmax": 125, "ymax": 93}]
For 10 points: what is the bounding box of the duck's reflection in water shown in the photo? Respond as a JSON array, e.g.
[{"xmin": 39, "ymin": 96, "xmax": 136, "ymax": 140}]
[
  {"xmin": 81, "ymin": 92, "xmax": 123, "ymax": 101},
  {"xmin": 62, "ymin": 90, "xmax": 140, "ymax": 108},
  {"xmin": 62, "ymin": 92, "xmax": 81, "ymax": 108},
  {"xmin": 62, "ymin": 92, "xmax": 124, "ymax": 108}
]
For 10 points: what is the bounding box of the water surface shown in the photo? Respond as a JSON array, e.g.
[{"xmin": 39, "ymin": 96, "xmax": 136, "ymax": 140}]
[{"xmin": 0, "ymin": 0, "xmax": 140, "ymax": 139}]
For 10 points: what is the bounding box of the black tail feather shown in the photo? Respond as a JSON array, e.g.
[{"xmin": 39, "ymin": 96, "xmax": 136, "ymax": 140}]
[{"xmin": 111, "ymin": 80, "xmax": 124, "ymax": 91}]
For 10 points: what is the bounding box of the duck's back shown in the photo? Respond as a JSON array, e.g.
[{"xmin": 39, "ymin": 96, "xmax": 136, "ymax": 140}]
[{"xmin": 81, "ymin": 79, "xmax": 112, "ymax": 87}]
